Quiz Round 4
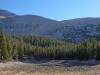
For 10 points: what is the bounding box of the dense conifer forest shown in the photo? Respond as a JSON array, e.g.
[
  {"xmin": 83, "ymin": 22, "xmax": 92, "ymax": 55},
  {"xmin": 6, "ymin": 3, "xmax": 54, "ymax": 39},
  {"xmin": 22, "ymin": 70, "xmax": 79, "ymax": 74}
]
[{"xmin": 0, "ymin": 29, "xmax": 100, "ymax": 61}]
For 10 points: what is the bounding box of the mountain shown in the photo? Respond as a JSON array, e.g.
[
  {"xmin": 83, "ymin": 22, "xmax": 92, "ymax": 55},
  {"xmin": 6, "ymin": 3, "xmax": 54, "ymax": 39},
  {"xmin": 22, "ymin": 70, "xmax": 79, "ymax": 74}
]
[
  {"xmin": 61, "ymin": 18, "xmax": 100, "ymax": 42},
  {"xmin": 0, "ymin": 10, "xmax": 16, "ymax": 19},
  {"xmin": 0, "ymin": 10, "xmax": 61, "ymax": 35},
  {"xmin": 0, "ymin": 9, "xmax": 100, "ymax": 42}
]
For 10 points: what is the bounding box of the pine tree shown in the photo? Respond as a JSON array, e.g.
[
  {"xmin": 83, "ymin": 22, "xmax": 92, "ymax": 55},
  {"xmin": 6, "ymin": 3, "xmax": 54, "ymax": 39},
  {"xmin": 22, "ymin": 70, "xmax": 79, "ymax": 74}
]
[
  {"xmin": 18, "ymin": 38, "xmax": 24, "ymax": 59},
  {"xmin": 13, "ymin": 42, "xmax": 18, "ymax": 60},
  {"xmin": 6, "ymin": 37, "xmax": 13, "ymax": 60},
  {"xmin": 0, "ymin": 30, "xmax": 8, "ymax": 60}
]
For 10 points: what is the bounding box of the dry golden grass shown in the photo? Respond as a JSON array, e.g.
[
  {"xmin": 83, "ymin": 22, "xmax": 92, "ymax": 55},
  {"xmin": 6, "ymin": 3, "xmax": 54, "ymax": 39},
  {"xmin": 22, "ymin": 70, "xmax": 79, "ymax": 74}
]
[
  {"xmin": 0, "ymin": 70, "xmax": 100, "ymax": 75},
  {"xmin": 0, "ymin": 61, "xmax": 100, "ymax": 75},
  {"xmin": 0, "ymin": 65, "xmax": 100, "ymax": 75}
]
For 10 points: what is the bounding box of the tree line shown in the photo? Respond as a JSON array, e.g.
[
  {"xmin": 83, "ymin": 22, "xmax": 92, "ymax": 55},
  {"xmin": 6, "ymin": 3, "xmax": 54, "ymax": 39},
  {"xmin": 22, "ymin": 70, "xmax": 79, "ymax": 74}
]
[{"xmin": 0, "ymin": 30, "xmax": 100, "ymax": 61}]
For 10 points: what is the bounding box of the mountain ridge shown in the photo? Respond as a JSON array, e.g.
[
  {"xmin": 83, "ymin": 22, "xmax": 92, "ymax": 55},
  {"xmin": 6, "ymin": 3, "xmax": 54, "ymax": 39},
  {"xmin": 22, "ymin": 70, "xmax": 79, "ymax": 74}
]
[{"xmin": 0, "ymin": 9, "xmax": 100, "ymax": 42}]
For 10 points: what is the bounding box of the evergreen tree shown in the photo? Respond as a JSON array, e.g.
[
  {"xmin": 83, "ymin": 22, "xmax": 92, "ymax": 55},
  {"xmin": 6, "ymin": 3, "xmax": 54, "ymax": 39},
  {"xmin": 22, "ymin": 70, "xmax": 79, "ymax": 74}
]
[
  {"xmin": 18, "ymin": 38, "xmax": 24, "ymax": 59},
  {"xmin": 0, "ymin": 30, "xmax": 8, "ymax": 60}
]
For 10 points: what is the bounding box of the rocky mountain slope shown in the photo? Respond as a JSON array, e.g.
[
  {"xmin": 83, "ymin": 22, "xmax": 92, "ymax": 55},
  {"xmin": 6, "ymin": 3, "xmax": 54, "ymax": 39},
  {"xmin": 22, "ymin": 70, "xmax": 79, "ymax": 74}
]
[{"xmin": 0, "ymin": 10, "xmax": 100, "ymax": 42}]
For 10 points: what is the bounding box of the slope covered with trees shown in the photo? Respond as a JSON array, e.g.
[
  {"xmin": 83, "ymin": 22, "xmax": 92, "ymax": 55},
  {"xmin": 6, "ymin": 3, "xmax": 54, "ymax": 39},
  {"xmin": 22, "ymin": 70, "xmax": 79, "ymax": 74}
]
[{"xmin": 0, "ymin": 29, "xmax": 100, "ymax": 61}]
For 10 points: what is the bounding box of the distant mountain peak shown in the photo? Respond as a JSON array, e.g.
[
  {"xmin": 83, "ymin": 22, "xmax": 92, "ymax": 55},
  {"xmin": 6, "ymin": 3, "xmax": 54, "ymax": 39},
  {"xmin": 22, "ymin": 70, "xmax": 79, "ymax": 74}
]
[{"xmin": 0, "ymin": 9, "xmax": 16, "ymax": 19}]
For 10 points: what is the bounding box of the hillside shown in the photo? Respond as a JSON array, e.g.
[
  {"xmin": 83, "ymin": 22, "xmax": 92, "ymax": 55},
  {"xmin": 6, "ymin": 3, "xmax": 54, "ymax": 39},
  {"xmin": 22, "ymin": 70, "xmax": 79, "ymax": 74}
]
[
  {"xmin": 0, "ymin": 9, "xmax": 16, "ymax": 19},
  {"xmin": 0, "ymin": 10, "xmax": 100, "ymax": 42}
]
